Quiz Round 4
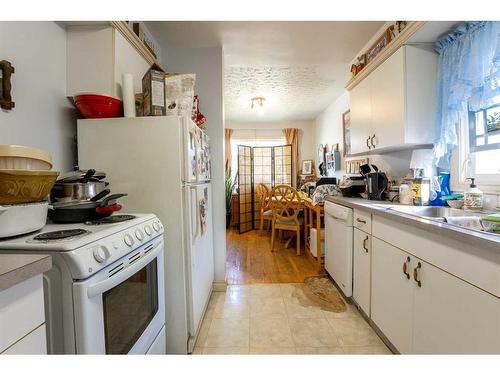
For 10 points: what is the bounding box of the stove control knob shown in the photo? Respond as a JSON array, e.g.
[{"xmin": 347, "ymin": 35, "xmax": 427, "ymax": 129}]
[
  {"xmin": 93, "ymin": 246, "xmax": 110, "ymax": 263},
  {"xmin": 124, "ymin": 234, "xmax": 134, "ymax": 247},
  {"xmin": 135, "ymin": 229, "xmax": 144, "ymax": 241},
  {"xmin": 153, "ymin": 222, "xmax": 161, "ymax": 232},
  {"xmin": 144, "ymin": 225, "xmax": 152, "ymax": 236}
]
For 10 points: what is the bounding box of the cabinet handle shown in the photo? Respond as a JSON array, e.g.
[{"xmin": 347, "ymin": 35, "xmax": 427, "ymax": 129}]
[
  {"xmin": 366, "ymin": 136, "xmax": 372, "ymax": 150},
  {"xmin": 356, "ymin": 218, "xmax": 366, "ymax": 224},
  {"xmin": 402, "ymin": 256, "xmax": 411, "ymax": 280},
  {"xmin": 362, "ymin": 236, "xmax": 369, "ymax": 253},
  {"xmin": 370, "ymin": 134, "xmax": 376, "ymax": 148},
  {"xmin": 413, "ymin": 262, "xmax": 422, "ymax": 287}
]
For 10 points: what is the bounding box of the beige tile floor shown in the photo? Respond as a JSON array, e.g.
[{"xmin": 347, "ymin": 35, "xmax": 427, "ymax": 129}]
[{"xmin": 192, "ymin": 284, "xmax": 392, "ymax": 355}]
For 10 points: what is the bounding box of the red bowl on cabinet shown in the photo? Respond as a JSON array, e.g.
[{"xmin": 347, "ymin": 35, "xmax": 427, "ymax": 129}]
[{"xmin": 74, "ymin": 93, "xmax": 123, "ymax": 119}]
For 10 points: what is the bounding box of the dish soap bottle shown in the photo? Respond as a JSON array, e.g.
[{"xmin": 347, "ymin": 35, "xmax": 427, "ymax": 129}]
[{"xmin": 463, "ymin": 178, "xmax": 483, "ymax": 211}]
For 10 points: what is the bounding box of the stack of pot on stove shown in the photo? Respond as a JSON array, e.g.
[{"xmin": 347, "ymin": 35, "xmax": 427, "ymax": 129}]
[{"xmin": 49, "ymin": 167, "xmax": 127, "ymax": 223}]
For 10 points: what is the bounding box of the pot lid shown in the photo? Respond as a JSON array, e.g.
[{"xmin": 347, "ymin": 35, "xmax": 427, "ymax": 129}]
[{"xmin": 57, "ymin": 166, "xmax": 106, "ymax": 182}]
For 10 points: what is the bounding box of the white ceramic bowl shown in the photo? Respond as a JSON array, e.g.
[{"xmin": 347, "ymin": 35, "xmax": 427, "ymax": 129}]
[{"xmin": 0, "ymin": 145, "xmax": 52, "ymax": 170}]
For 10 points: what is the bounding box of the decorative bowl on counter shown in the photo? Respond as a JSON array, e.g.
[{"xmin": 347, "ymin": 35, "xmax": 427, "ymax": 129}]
[
  {"xmin": 74, "ymin": 93, "xmax": 123, "ymax": 119},
  {"xmin": 446, "ymin": 199, "xmax": 464, "ymax": 209},
  {"xmin": 0, "ymin": 144, "xmax": 53, "ymax": 170},
  {"xmin": 0, "ymin": 170, "xmax": 59, "ymax": 204}
]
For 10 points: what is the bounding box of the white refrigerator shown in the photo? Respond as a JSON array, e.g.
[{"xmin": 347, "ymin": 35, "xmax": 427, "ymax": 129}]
[{"xmin": 77, "ymin": 116, "xmax": 214, "ymax": 354}]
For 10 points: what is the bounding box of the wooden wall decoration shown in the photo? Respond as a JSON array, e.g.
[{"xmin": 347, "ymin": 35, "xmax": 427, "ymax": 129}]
[{"xmin": 0, "ymin": 60, "xmax": 15, "ymax": 110}]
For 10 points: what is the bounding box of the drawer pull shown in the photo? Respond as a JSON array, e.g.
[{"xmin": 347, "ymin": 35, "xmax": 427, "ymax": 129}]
[
  {"xmin": 402, "ymin": 256, "xmax": 411, "ymax": 280},
  {"xmin": 362, "ymin": 236, "xmax": 369, "ymax": 253},
  {"xmin": 413, "ymin": 262, "xmax": 422, "ymax": 287},
  {"xmin": 356, "ymin": 218, "xmax": 367, "ymax": 224}
]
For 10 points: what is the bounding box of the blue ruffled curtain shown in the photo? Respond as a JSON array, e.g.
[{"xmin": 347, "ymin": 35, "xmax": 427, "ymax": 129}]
[{"xmin": 433, "ymin": 21, "xmax": 500, "ymax": 169}]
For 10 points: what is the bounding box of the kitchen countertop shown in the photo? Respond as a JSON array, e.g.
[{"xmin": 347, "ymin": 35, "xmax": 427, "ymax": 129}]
[
  {"xmin": 325, "ymin": 196, "xmax": 500, "ymax": 252},
  {"xmin": 0, "ymin": 254, "xmax": 52, "ymax": 292}
]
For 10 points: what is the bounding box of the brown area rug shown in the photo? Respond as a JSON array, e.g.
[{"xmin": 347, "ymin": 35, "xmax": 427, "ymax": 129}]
[{"xmin": 291, "ymin": 276, "xmax": 347, "ymax": 313}]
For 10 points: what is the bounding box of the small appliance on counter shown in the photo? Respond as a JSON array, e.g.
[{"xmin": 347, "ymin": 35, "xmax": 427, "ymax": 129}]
[
  {"xmin": 339, "ymin": 176, "xmax": 366, "ymax": 197},
  {"xmin": 361, "ymin": 163, "xmax": 388, "ymax": 201}
]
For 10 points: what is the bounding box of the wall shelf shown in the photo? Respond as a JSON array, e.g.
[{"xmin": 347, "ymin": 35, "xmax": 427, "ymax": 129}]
[{"xmin": 345, "ymin": 21, "xmax": 426, "ymax": 91}]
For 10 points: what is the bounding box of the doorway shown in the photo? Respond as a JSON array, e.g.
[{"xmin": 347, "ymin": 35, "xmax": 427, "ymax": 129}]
[{"xmin": 225, "ymin": 135, "xmax": 320, "ymax": 285}]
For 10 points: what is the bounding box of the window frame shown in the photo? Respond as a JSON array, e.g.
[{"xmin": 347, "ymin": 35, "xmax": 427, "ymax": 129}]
[
  {"xmin": 451, "ymin": 106, "xmax": 500, "ymax": 192},
  {"xmin": 468, "ymin": 102, "xmax": 500, "ymax": 153}
]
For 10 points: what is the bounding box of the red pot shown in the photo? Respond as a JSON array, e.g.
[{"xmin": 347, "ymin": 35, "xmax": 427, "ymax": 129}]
[{"xmin": 74, "ymin": 93, "xmax": 123, "ymax": 119}]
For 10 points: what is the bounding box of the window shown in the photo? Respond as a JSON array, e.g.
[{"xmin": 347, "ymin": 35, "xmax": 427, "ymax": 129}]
[
  {"xmin": 463, "ymin": 100, "xmax": 500, "ymax": 184},
  {"xmin": 230, "ymin": 129, "xmax": 285, "ymax": 184}
]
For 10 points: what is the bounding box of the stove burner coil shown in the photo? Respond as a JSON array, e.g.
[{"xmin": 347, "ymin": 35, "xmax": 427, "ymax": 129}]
[
  {"xmin": 85, "ymin": 215, "xmax": 136, "ymax": 225},
  {"xmin": 33, "ymin": 229, "xmax": 90, "ymax": 241}
]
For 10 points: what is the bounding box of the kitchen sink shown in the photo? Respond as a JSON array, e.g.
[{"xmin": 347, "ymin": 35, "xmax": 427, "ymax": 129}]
[{"xmin": 387, "ymin": 206, "xmax": 478, "ymax": 220}]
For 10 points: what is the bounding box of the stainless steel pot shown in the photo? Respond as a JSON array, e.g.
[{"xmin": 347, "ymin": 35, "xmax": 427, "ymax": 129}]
[{"xmin": 50, "ymin": 181, "xmax": 108, "ymax": 203}]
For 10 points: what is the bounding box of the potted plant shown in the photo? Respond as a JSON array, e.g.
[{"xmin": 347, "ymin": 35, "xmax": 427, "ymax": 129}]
[{"xmin": 225, "ymin": 161, "xmax": 237, "ymax": 229}]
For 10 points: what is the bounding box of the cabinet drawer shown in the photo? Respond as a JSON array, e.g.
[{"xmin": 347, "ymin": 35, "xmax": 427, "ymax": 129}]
[
  {"xmin": 2, "ymin": 324, "xmax": 47, "ymax": 354},
  {"xmin": 0, "ymin": 275, "xmax": 45, "ymax": 353},
  {"xmin": 354, "ymin": 209, "xmax": 372, "ymax": 233}
]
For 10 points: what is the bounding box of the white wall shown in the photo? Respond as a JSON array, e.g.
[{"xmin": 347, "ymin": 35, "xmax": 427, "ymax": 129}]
[
  {"xmin": 0, "ymin": 22, "xmax": 76, "ymax": 171},
  {"xmin": 315, "ymin": 90, "xmax": 414, "ymax": 182},
  {"xmin": 162, "ymin": 47, "xmax": 226, "ymax": 283},
  {"xmin": 226, "ymin": 119, "xmax": 315, "ymax": 166}
]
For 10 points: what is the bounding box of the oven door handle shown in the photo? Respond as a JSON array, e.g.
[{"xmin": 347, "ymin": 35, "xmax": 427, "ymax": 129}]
[{"xmin": 86, "ymin": 240, "xmax": 163, "ymax": 299}]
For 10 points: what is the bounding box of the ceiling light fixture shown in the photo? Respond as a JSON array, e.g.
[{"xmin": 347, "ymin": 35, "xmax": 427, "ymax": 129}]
[{"xmin": 251, "ymin": 96, "xmax": 266, "ymax": 110}]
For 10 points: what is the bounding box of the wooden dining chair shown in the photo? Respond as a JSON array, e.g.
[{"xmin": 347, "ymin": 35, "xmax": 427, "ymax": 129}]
[
  {"xmin": 255, "ymin": 183, "xmax": 272, "ymax": 233},
  {"xmin": 269, "ymin": 184, "xmax": 303, "ymax": 255}
]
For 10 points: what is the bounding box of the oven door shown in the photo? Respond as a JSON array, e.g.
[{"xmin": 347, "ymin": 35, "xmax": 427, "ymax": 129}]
[{"xmin": 72, "ymin": 237, "xmax": 165, "ymax": 354}]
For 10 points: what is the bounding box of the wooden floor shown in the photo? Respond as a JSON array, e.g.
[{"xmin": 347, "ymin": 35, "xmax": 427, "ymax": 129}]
[{"xmin": 226, "ymin": 228, "xmax": 321, "ymax": 285}]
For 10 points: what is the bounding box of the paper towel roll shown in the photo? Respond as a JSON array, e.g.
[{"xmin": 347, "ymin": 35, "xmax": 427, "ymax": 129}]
[{"xmin": 122, "ymin": 73, "xmax": 136, "ymax": 118}]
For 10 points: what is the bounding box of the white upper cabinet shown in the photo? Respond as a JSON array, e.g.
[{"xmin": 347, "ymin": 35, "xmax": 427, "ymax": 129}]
[
  {"xmin": 349, "ymin": 45, "xmax": 438, "ymax": 155},
  {"xmin": 350, "ymin": 76, "xmax": 373, "ymax": 154},
  {"xmin": 66, "ymin": 25, "xmax": 150, "ymax": 98}
]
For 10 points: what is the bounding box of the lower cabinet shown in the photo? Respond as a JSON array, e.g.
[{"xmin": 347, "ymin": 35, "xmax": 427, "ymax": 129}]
[
  {"xmin": 2, "ymin": 324, "xmax": 47, "ymax": 354},
  {"xmin": 371, "ymin": 237, "xmax": 500, "ymax": 354},
  {"xmin": 371, "ymin": 237, "xmax": 414, "ymax": 353},
  {"xmin": 353, "ymin": 228, "xmax": 371, "ymax": 316},
  {"xmin": 412, "ymin": 260, "xmax": 500, "ymax": 354},
  {"xmin": 0, "ymin": 275, "xmax": 47, "ymax": 355}
]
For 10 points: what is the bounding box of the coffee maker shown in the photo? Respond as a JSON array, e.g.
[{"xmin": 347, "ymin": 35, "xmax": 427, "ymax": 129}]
[{"xmin": 362, "ymin": 164, "xmax": 388, "ymax": 200}]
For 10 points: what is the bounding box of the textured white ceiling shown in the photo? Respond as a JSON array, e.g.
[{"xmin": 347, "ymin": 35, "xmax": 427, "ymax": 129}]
[{"xmin": 146, "ymin": 21, "xmax": 385, "ymax": 122}]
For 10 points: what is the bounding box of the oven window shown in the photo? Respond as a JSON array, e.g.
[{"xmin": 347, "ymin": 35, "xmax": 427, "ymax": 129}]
[{"xmin": 102, "ymin": 258, "xmax": 158, "ymax": 354}]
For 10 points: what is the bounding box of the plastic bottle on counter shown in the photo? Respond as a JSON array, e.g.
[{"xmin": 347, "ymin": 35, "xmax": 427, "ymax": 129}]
[
  {"xmin": 463, "ymin": 178, "xmax": 483, "ymax": 211},
  {"xmin": 399, "ymin": 182, "xmax": 413, "ymax": 205}
]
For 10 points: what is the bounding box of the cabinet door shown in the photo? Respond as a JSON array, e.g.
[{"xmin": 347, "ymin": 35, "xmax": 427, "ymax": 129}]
[
  {"xmin": 370, "ymin": 48, "xmax": 405, "ymax": 150},
  {"xmin": 412, "ymin": 259, "xmax": 500, "ymax": 354},
  {"xmin": 353, "ymin": 228, "xmax": 371, "ymax": 316},
  {"xmin": 371, "ymin": 237, "xmax": 413, "ymax": 353},
  {"xmin": 350, "ymin": 75, "xmax": 372, "ymax": 154},
  {"xmin": 2, "ymin": 324, "xmax": 47, "ymax": 354}
]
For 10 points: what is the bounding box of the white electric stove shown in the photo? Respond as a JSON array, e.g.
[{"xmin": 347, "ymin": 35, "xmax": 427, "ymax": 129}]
[{"xmin": 0, "ymin": 214, "xmax": 166, "ymax": 355}]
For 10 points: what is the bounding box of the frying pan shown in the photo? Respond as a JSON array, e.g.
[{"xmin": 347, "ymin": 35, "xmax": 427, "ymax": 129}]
[{"xmin": 49, "ymin": 193, "xmax": 127, "ymax": 223}]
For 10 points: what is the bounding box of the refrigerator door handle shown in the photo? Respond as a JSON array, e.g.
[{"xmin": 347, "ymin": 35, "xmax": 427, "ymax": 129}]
[{"xmin": 190, "ymin": 186, "xmax": 199, "ymax": 243}]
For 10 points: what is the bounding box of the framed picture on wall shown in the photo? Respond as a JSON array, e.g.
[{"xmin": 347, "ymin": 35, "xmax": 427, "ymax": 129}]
[
  {"xmin": 301, "ymin": 160, "xmax": 313, "ymax": 175},
  {"xmin": 342, "ymin": 110, "xmax": 351, "ymax": 156}
]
